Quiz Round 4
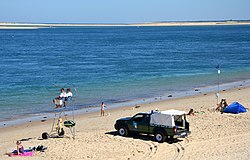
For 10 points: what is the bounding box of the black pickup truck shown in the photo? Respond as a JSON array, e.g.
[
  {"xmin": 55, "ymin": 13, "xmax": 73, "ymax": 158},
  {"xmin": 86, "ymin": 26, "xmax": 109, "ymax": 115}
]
[{"xmin": 114, "ymin": 110, "xmax": 190, "ymax": 142}]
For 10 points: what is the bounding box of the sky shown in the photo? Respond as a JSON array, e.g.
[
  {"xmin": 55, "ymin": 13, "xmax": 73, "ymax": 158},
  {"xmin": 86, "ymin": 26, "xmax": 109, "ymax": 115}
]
[{"xmin": 0, "ymin": 0, "xmax": 250, "ymax": 23}]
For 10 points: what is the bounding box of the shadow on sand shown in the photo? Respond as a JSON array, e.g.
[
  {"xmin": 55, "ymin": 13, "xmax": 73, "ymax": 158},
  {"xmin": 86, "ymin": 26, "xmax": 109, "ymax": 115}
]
[{"xmin": 105, "ymin": 131, "xmax": 183, "ymax": 144}]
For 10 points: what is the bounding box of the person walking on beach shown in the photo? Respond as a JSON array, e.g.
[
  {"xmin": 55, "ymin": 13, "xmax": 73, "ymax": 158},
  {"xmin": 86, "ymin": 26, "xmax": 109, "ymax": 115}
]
[{"xmin": 101, "ymin": 102, "xmax": 105, "ymax": 116}]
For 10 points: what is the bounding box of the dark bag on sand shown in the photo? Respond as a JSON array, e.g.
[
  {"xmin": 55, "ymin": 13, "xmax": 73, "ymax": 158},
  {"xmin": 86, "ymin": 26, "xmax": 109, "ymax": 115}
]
[
  {"xmin": 35, "ymin": 145, "xmax": 47, "ymax": 152},
  {"xmin": 64, "ymin": 120, "xmax": 76, "ymax": 128}
]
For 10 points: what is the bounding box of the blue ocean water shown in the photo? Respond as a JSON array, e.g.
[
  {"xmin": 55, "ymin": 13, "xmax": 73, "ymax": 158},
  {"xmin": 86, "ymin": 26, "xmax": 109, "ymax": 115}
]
[{"xmin": 1, "ymin": 25, "xmax": 250, "ymax": 123}]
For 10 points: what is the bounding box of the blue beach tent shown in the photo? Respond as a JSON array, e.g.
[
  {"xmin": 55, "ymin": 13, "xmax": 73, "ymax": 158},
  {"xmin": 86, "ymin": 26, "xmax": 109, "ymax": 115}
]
[{"xmin": 223, "ymin": 102, "xmax": 247, "ymax": 114}]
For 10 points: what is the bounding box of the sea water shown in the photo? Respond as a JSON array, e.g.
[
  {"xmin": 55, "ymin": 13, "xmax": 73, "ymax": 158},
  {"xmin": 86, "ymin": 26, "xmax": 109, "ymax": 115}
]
[{"xmin": 1, "ymin": 25, "xmax": 250, "ymax": 125}]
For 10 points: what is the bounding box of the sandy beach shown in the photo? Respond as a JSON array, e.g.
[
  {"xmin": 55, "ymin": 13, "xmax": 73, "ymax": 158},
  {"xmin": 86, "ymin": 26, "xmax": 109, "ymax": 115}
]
[
  {"xmin": 1, "ymin": 21, "xmax": 250, "ymax": 29},
  {"xmin": 0, "ymin": 84, "xmax": 250, "ymax": 160}
]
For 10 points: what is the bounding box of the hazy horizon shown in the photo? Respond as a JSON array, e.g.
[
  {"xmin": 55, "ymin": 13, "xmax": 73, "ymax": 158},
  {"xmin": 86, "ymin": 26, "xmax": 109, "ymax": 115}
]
[
  {"xmin": 1, "ymin": 0, "xmax": 250, "ymax": 23},
  {"xmin": 1, "ymin": 19, "xmax": 250, "ymax": 25}
]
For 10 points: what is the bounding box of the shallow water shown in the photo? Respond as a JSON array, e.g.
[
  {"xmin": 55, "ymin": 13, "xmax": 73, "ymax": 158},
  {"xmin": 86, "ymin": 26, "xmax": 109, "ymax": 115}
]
[{"xmin": 1, "ymin": 25, "xmax": 250, "ymax": 123}]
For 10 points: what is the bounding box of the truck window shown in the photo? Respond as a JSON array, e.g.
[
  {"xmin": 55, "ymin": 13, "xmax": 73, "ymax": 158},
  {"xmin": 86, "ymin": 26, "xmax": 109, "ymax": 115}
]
[
  {"xmin": 132, "ymin": 114, "xmax": 144, "ymax": 122},
  {"xmin": 174, "ymin": 115, "xmax": 183, "ymax": 127},
  {"xmin": 143, "ymin": 115, "xmax": 150, "ymax": 123}
]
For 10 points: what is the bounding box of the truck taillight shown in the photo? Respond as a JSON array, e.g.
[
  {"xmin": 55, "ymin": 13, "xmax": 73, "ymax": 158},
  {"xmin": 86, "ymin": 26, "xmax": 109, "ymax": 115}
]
[{"xmin": 173, "ymin": 127, "xmax": 177, "ymax": 133}]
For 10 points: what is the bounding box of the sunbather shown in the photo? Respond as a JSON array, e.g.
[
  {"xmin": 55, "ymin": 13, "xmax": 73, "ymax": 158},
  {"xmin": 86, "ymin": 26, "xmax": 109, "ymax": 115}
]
[
  {"xmin": 187, "ymin": 109, "xmax": 195, "ymax": 116},
  {"xmin": 216, "ymin": 99, "xmax": 228, "ymax": 113},
  {"xmin": 16, "ymin": 141, "xmax": 24, "ymax": 155}
]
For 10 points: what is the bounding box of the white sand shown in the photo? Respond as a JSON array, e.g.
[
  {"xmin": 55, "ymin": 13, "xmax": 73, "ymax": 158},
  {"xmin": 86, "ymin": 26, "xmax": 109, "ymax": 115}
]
[
  {"xmin": 1, "ymin": 21, "xmax": 250, "ymax": 29},
  {"xmin": 0, "ymin": 86, "xmax": 250, "ymax": 159}
]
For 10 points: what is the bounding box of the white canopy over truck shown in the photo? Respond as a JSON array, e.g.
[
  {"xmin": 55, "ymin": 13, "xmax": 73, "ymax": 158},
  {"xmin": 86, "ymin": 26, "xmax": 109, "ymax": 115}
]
[{"xmin": 150, "ymin": 109, "xmax": 187, "ymax": 128}]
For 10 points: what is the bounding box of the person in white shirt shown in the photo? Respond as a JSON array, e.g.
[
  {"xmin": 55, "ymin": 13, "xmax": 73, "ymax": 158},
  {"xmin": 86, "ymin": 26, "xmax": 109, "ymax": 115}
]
[
  {"xmin": 59, "ymin": 88, "xmax": 66, "ymax": 100},
  {"xmin": 53, "ymin": 88, "xmax": 66, "ymax": 108},
  {"xmin": 65, "ymin": 88, "xmax": 73, "ymax": 101}
]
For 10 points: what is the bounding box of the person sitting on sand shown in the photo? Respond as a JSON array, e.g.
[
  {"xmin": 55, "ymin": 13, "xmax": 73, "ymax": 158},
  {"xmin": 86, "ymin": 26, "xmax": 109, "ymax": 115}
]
[
  {"xmin": 216, "ymin": 99, "xmax": 228, "ymax": 113},
  {"xmin": 221, "ymin": 99, "xmax": 228, "ymax": 113},
  {"xmin": 187, "ymin": 109, "xmax": 195, "ymax": 116},
  {"xmin": 16, "ymin": 141, "xmax": 24, "ymax": 155},
  {"xmin": 4, "ymin": 141, "xmax": 25, "ymax": 156}
]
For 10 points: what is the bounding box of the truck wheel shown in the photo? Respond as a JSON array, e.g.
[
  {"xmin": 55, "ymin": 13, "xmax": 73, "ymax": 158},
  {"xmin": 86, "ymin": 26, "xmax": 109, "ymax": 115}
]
[
  {"xmin": 118, "ymin": 126, "xmax": 129, "ymax": 137},
  {"xmin": 154, "ymin": 131, "xmax": 166, "ymax": 143}
]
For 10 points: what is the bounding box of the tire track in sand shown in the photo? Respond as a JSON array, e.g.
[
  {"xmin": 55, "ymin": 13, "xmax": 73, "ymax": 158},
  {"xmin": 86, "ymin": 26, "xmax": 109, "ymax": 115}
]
[
  {"xmin": 105, "ymin": 133, "xmax": 159, "ymax": 160},
  {"xmin": 171, "ymin": 137, "xmax": 190, "ymax": 160}
]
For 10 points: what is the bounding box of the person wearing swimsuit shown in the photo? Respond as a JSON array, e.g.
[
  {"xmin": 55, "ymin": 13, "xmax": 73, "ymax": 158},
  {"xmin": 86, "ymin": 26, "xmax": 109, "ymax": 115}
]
[
  {"xmin": 16, "ymin": 141, "xmax": 24, "ymax": 155},
  {"xmin": 101, "ymin": 102, "xmax": 105, "ymax": 116}
]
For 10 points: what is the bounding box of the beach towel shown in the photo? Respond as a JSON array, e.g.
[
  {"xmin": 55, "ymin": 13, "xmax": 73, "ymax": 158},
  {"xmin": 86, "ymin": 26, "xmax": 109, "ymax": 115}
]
[
  {"xmin": 10, "ymin": 150, "xmax": 34, "ymax": 157},
  {"xmin": 223, "ymin": 102, "xmax": 247, "ymax": 114}
]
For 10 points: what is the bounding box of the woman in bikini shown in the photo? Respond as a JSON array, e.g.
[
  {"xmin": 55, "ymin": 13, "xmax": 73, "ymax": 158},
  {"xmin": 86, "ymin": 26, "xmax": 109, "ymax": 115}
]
[{"xmin": 101, "ymin": 102, "xmax": 105, "ymax": 116}]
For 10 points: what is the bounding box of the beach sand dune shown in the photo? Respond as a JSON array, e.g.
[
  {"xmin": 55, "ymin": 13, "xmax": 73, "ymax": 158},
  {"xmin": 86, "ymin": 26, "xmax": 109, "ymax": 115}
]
[{"xmin": 1, "ymin": 87, "xmax": 250, "ymax": 160}]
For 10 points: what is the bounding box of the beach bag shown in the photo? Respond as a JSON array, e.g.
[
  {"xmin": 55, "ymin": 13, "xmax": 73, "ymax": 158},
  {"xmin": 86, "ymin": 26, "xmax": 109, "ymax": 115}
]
[{"xmin": 64, "ymin": 120, "xmax": 76, "ymax": 128}]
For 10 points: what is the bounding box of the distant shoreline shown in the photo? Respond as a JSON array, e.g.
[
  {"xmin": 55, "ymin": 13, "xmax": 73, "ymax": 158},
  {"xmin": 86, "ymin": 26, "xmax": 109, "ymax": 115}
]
[{"xmin": 1, "ymin": 20, "xmax": 250, "ymax": 29}]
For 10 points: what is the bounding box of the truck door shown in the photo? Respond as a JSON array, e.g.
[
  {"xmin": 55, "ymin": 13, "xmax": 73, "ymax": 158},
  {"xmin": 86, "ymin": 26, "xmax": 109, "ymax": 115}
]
[{"xmin": 130, "ymin": 114, "xmax": 150, "ymax": 133}]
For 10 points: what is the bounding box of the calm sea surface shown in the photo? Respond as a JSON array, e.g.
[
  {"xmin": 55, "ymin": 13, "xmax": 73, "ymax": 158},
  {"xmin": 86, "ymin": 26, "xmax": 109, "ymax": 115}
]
[{"xmin": 1, "ymin": 25, "xmax": 250, "ymax": 122}]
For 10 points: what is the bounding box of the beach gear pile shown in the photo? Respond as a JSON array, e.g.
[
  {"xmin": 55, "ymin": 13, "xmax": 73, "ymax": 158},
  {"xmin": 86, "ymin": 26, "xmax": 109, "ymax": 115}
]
[{"xmin": 32, "ymin": 145, "xmax": 48, "ymax": 152}]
